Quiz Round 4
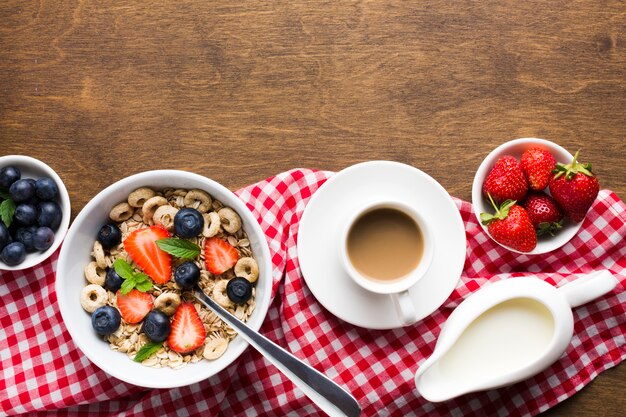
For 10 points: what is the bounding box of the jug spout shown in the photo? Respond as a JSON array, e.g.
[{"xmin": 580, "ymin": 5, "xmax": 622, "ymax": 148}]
[
  {"xmin": 557, "ymin": 270, "xmax": 618, "ymax": 308},
  {"xmin": 415, "ymin": 358, "xmax": 473, "ymax": 402}
]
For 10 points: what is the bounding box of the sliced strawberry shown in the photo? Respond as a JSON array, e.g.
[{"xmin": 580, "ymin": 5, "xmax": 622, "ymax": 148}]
[
  {"xmin": 167, "ymin": 303, "xmax": 206, "ymax": 354},
  {"xmin": 204, "ymin": 237, "xmax": 238, "ymax": 275},
  {"xmin": 124, "ymin": 225, "xmax": 172, "ymax": 284},
  {"xmin": 117, "ymin": 289, "xmax": 154, "ymax": 324}
]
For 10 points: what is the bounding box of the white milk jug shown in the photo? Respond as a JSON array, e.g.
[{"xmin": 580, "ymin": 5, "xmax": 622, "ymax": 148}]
[{"xmin": 414, "ymin": 270, "xmax": 618, "ymax": 402}]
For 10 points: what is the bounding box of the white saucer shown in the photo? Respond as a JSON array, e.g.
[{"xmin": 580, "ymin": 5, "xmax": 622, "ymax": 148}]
[{"xmin": 297, "ymin": 161, "xmax": 466, "ymax": 329}]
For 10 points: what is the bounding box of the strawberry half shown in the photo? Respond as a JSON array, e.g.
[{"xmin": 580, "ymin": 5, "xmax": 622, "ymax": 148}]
[
  {"xmin": 521, "ymin": 147, "xmax": 556, "ymax": 191},
  {"xmin": 482, "ymin": 155, "xmax": 529, "ymax": 204},
  {"xmin": 117, "ymin": 289, "xmax": 154, "ymax": 324},
  {"xmin": 204, "ymin": 237, "xmax": 238, "ymax": 275},
  {"xmin": 549, "ymin": 150, "xmax": 599, "ymax": 223},
  {"xmin": 481, "ymin": 194, "xmax": 537, "ymax": 253},
  {"xmin": 167, "ymin": 303, "xmax": 206, "ymax": 354},
  {"xmin": 124, "ymin": 226, "xmax": 172, "ymax": 284}
]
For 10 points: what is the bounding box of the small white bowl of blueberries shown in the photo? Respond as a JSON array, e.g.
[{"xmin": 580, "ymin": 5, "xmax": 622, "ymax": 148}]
[{"xmin": 0, "ymin": 155, "xmax": 71, "ymax": 270}]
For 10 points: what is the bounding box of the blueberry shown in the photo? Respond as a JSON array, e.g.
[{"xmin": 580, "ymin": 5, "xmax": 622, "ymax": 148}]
[
  {"xmin": 0, "ymin": 223, "xmax": 11, "ymax": 251},
  {"xmin": 35, "ymin": 177, "xmax": 58, "ymax": 201},
  {"xmin": 174, "ymin": 208, "xmax": 204, "ymax": 238},
  {"xmin": 7, "ymin": 222, "xmax": 19, "ymax": 239},
  {"xmin": 9, "ymin": 179, "xmax": 36, "ymax": 204},
  {"xmin": 14, "ymin": 227, "xmax": 37, "ymax": 252},
  {"xmin": 226, "ymin": 277, "xmax": 253, "ymax": 304},
  {"xmin": 104, "ymin": 267, "xmax": 124, "ymax": 292},
  {"xmin": 91, "ymin": 306, "xmax": 121, "ymax": 336},
  {"xmin": 97, "ymin": 224, "xmax": 122, "ymax": 250},
  {"xmin": 37, "ymin": 201, "xmax": 62, "ymax": 230},
  {"xmin": 142, "ymin": 310, "xmax": 171, "ymax": 342},
  {"xmin": 14, "ymin": 204, "xmax": 37, "ymax": 226},
  {"xmin": 33, "ymin": 226, "xmax": 55, "ymax": 251},
  {"xmin": 174, "ymin": 261, "xmax": 200, "ymax": 289},
  {"xmin": 25, "ymin": 194, "xmax": 40, "ymax": 206},
  {"xmin": 0, "ymin": 166, "xmax": 20, "ymax": 188},
  {"xmin": 1, "ymin": 242, "xmax": 26, "ymax": 266}
]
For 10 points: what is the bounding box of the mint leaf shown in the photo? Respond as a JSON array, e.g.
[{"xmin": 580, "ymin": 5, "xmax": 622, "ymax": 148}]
[
  {"xmin": 0, "ymin": 189, "xmax": 9, "ymax": 200},
  {"xmin": 114, "ymin": 258, "xmax": 135, "ymax": 280},
  {"xmin": 116, "ymin": 262, "xmax": 154, "ymax": 294},
  {"xmin": 133, "ymin": 272, "xmax": 151, "ymax": 287},
  {"xmin": 135, "ymin": 278, "xmax": 153, "ymax": 292},
  {"xmin": 134, "ymin": 272, "xmax": 150, "ymax": 282},
  {"xmin": 156, "ymin": 238, "xmax": 201, "ymax": 259},
  {"xmin": 0, "ymin": 198, "xmax": 16, "ymax": 228},
  {"xmin": 120, "ymin": 277, "xmax": 136, "ymax": 295},
  {"xmin": 133, "ymin": 341, "xmax": 163, "ymax": 362}
]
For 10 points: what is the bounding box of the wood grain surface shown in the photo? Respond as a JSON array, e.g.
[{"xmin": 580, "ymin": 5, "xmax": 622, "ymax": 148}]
[{"xmin": 1, "ymin": 1, "xmax": 624, "ymax": 415}]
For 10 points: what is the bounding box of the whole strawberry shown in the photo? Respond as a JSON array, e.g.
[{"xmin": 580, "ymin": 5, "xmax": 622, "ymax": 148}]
[
  {"xmin": 549, "ymin": 150, "xmax": 599, "ymax": 222},
  {"xmin": 480, "ymin": 194, "xmax": 537, "ymax": 252},
  {"xmin": 524, "ymin": 192, "xmax": 564, "ymax": 236},
  {"xmin": 483, "ymin": 155, "xmax": 529, "ymax": 204},
  {"xmin": 521, "ymin": 147, "xmax": 556, "ymax": 191}
]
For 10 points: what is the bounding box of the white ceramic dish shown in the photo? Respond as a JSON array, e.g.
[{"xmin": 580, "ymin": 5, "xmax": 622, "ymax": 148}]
[
  {"xmin": 56, "ymin": 170, "xmax": 273, "ymax": 389},
  {"xmin": 472, "ymin": 138, "xmax": 579, "ymax": 255},
  {"xmin": 0, "ymin": 155, "xmax": 71, "ymax": 271},
  {"xmin": 297, "ymin": 161, "xmax": 466, "ymax": 329}
]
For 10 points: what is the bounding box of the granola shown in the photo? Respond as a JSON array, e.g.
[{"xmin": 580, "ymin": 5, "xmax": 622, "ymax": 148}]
[{"xmin": 81, "ymin": 187, "xmax": 257, "ymax": 368}]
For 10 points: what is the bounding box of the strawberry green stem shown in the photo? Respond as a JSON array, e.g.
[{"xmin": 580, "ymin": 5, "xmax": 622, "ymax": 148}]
[
  {"xmin": 480, "ymin": 194, "xmax": 516, "ymax": 225},
  {"xmin": 537, "ymin": 220, "xmax": 564, "ymax": 237},
  {"xmin": 553, "ymin": 149, "xmax": 594, "ymax": 180}
]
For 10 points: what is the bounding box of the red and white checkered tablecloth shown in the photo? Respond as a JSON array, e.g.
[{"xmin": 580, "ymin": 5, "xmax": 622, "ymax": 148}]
[{"xmin": 1, "ymin": 169, "xmax": 625, "ymax": 417}]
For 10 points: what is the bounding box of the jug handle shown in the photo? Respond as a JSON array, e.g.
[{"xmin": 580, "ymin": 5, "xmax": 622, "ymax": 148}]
[{"xmin": 557, "ymin": 270, "xmax": 618, "ymax": 308}]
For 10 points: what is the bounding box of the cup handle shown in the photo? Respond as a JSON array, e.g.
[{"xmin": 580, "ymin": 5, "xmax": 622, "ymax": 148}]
[{"xmin": 391, "ymin": 290, "xmax": 417, "ymax": 326}]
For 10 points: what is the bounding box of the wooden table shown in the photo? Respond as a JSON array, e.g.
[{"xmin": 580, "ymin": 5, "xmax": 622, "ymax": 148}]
[{"xmin": 1, "ymin": 1, "xmax": 624, "ymax": 415}]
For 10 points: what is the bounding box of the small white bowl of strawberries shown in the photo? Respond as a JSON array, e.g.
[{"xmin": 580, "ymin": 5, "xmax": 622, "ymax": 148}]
[{"xmin": 472, "ymin": 138, "xmax": 600, "ymax": 254}]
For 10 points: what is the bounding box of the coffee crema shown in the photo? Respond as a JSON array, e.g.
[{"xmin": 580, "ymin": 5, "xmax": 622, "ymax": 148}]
[{"xmin": 346, "ymin": 207, "xmax": 424, "ymax": 282}]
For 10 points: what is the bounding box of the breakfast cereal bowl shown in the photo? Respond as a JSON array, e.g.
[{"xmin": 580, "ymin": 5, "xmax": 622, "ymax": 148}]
[
  {"xmin": 472, "ymin": 138, "xmax": 583, "ymax": 255},
  {"xmin": 56, "ymin": 170, "xmax": 272, "ymax": 388},
  {"xmin": 0, "ymin": 155, "xmax": 71, "ymax": 271}
]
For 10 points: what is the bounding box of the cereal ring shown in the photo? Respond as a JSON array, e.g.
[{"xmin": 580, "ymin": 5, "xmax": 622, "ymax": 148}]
[
  {"xmin": 142, "ymin": 196, "xmax": 168, "ymax": 224},
  {"xmin": 80, "ymin": 284, "xmax": 108, "ymax": 313},
  {"xmin": 153, "ymin": 205, "xmax": 179, "ymax": 232},
  {"xmin": 203, "ymin": 337, "xmax": 228, "ymax": 360},
  {"xmin": 109, "ymin": 202, "xmax": 133, "ymax": 222},
  {"xmin": 184, "ymin": 189, "xmax": 212, "ymax": 213},
  {"xmin": 128, "ymin": 187, "xmax": 156, "ymax": 208},
  {"xmin": 212, "ymin": 280, "xmax": 234, "ymax": 308},
  {"xmin": 202, "ymin": 212, "xmax": 221, "ymax": 238},
  {"xmin": 92, "ymin": 241, "xmax": 107, "ymax": 269},
  {"xmin": 84, "ymin": 261, "xmax": 106, "ymax": 286},
  {"xmin": 234, "ymin": 257, "xmax": 258, "ymax": 283},
  {"xmin": 218, "ymin": 207, "xmax": 242, "ymax": 234},
  {"xmin": 154, "ymin": 292, "xmax": 181, "ymax": 316}
]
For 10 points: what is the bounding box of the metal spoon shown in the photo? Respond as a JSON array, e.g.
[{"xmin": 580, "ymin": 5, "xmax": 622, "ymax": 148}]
[{"xmin": 193, "ymin": 286, "xmax": 361, "ymax": 417}]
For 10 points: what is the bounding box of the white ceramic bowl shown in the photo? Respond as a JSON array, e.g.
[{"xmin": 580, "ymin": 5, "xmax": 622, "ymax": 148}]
[
  {"xmin": 56, "ymin": 170, "xmax": 272, "ymax": 388},
  {"xmin": 472, "ymin": 138, "xmax": 580, "ymax": 255},
  {"xmin": 0, "ymin": 155, "xmax": 71, "ymax": 270}
]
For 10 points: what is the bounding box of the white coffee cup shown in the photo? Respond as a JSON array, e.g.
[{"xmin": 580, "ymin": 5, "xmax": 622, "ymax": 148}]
[{"xmin": 340, "ymin": 200, "xmax": 434, "ymax": 325}]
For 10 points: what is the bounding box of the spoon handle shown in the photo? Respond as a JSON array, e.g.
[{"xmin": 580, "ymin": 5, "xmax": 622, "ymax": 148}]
[{"xmin": 193, "ymin": 287, "xmax": 361, "ymax": 417}]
